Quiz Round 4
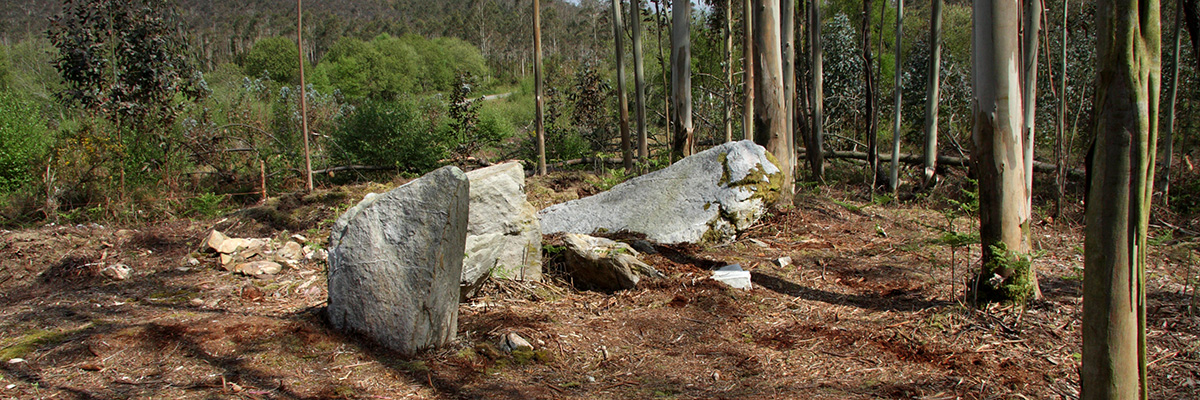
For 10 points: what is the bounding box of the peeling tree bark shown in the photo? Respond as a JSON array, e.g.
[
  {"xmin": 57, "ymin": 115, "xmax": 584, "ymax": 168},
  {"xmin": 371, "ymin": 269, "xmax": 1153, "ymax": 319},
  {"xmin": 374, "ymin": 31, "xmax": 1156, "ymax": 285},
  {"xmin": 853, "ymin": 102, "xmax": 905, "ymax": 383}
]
[
  {"xmin": 1082, "ymin": 0, "xmax": 1160, "ymax": 396},
  {"xmin": 971, "ymin": 0, "xmax": 1034, "ymax": 304},
  {"xmin": 671, "ymin": 0, "xmax": 694, "ymax": 159},
  {"xmin": 753, "ymin": 0, "xmax": 794, "ymax": 203}
]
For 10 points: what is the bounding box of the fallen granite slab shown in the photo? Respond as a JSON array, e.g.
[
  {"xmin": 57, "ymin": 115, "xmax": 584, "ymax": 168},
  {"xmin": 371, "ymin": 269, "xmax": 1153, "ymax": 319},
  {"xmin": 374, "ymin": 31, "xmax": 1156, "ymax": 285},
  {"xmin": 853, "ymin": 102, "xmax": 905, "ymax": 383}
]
[
  {"xmin": 562, "ymin": 233, "xmax": 662, "ymax": 291},
  {"xmin": 326, "ymin": 166, "xmax": 470, "ymax": 354},
  {"xmin": 539, "ymin": 140, "xmax": 782, "ymax": 244}
]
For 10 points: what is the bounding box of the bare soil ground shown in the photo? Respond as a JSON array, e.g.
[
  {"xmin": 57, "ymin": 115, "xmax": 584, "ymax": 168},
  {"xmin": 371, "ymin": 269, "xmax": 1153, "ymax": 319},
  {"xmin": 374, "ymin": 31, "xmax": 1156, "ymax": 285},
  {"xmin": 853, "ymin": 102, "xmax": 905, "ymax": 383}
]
[{"xmin": 1, "ymin": 173, "xmax": 1197, "ymax": 399}]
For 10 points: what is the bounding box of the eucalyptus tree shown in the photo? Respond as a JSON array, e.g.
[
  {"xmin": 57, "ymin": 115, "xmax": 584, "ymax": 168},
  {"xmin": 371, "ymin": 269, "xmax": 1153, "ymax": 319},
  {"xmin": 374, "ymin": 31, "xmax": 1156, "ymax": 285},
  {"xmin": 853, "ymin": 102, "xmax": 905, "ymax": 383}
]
[
  {"xmin": 612, "ymin": 0, "xmax": 634, "ymax": 170},
  {"xmin": 534, "ymin": 0, "xmax": 547, "ymax": 175},
  {"xmin": 888, "ymin": 0, "xmax": 904, "ymax": 194},
  {"xmin": 632, "ymin": 0, "xmax": 649, "ymax": 158},
  {"xmin": 1081, "ymin": 0, "xmax": 1160, "ymax": 395},
  {"xmin": 671, "ymin": 0, "xmax": 694, "ymax": 158},
  {"xmin": 970, "ymin": 0, "xmax": 1036, "ymax": 303},
  {"xmin": 808, "ymin": 0, "xmax": 825, "ymax": 180},
  {"xmin": 921, "ymin": 0, "xmax": 944, "ymax": 188},
  {"xmin": 1161, "ymin": 0, "xmax": 1183, "ymax": 205},
  {"xmin": 753, "ymin": 0, "xmax": 794, "ymax": 201},
  {"xmin": 744, "ymin": 0, "xmax": 755, "ymax": 141}
]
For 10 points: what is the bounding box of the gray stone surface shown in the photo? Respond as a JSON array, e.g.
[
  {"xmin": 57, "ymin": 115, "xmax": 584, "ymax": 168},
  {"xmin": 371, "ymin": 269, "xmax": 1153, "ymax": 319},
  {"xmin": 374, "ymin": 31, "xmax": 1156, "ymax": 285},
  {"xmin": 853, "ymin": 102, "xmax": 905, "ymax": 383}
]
[
  {"xmin": 562, "ymin": 233, "xmax": 661, "ymax": 291},
  {"xmin": 538, "ymin": 140, "xmax": 781, "ymax": 244},
  {"xmin": 327, "ymin": 166, "xmax": 470, "ymax": 354},
  {"xmin": 462, "ymin": 162, "xmax": 542, "ymax": 300}
]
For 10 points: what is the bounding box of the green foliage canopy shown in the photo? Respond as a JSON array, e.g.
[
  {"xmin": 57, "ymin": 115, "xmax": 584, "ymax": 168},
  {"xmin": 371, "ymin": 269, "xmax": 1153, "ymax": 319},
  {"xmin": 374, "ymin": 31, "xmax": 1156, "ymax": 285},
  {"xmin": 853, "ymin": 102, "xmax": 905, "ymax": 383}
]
[{"xmin": 243, "ymin": 36, "xmax": 302, "ymax": 84}]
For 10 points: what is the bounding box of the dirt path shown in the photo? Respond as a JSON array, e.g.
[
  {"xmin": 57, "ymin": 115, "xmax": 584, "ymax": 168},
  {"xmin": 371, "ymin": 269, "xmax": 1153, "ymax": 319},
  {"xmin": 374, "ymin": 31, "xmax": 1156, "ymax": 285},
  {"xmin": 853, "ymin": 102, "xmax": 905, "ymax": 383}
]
[{"xmin": 0, "ymin": 182, "xmax": 1196, "ymax": 399}]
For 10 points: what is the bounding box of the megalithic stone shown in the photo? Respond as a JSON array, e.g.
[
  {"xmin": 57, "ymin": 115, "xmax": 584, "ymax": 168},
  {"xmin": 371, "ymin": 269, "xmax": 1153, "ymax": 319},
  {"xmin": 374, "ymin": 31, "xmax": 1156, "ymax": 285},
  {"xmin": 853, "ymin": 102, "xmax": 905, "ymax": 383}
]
[{"xmin": 327, "ymin": 166, "xmax": 469, "ymax": 354}]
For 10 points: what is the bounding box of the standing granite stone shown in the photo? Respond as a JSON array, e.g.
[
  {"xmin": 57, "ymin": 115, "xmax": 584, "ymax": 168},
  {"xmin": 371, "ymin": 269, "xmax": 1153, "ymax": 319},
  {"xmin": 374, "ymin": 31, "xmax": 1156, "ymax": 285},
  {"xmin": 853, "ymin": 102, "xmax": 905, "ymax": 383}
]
[
  {"xmin": 462, "ymin": 162, "xmax": 542, "ymax": 300},
  {"xmin": 539, "ymin": 140, "xmax": 782, "ymax": 244},
  {"xmin": 327, "ymin": 166, "xmax": 469, "ymax": 354}
]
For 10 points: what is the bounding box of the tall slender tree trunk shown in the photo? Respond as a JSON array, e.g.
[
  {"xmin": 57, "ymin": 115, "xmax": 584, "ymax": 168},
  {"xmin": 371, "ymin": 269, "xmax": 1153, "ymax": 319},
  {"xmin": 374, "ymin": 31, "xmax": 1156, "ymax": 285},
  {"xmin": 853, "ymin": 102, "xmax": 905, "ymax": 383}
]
[
  {"xmin": 1161, "ymin": 0, "xmax": 1183, "ymax": 205},
  {"xmin": 863, "ymin": 0, "xmax": 879, "ymax": 189},
  {"xmin": 1021, "ymin": 0, "xmax": 1042, "ymax": 206},
  {"xmin": 297, "ymin": 0, "xmax": 313, "ymax": 192},
  {"xmin": 744, "ymin": 0, "xmax": 756, "ymax": 141},
  {"xmin": 808, "ymin": 0, "xmax": 825, "ymax": 180},
  {"xmin": 753, "ymin": 0, "xmax": 794, "ymax": 202},
  {"xmin": 888, "ymin": 0, "xmax": 904, "ymax": 194},
  {"xmin": 632, "ymin": 0, "xmax": 649, "ymax": 159},
  {"xmin": 656, "ymin": 0, "xmax": 672, "ymax": 146},
  {"xmin": 782, "ymin": 0, "xmax": 796, "ymax": 187},
  {"xmin": 921, "ymin": 0, "xmax": 943, "ymax": 189},
  {"xmin": 971, "ymin": 0, "xmax": 1035, "ymax": 304},
  {"xmin": 726, "ymin": 0, "xmax": 736, "ymax": 143},
  {"xmin": 1082, "ymin": 0, "xmax": 1159, "ymax": 395},
  {"xmin": 534, "ymin": 0, "xmax": 547, "ymax": 175},
  {"xmin": 1054, "ymin": 0, "xmax": 1068, "ymax": 218},
  {"xmin": 671, "ymin": 0, "xmax": 694, "ymax": 159},
  {"xmin": 613, "ymin": 0, "xmax": 634, "ymax": 171}
]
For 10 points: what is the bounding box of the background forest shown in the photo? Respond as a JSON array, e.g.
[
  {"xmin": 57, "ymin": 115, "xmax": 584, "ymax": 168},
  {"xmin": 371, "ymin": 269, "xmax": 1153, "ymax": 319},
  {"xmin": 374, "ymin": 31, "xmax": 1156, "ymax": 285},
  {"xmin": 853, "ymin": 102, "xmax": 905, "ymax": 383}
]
[{"xmin": 0, "ymin": 0, "xmax": 1197, "ymax": 229}]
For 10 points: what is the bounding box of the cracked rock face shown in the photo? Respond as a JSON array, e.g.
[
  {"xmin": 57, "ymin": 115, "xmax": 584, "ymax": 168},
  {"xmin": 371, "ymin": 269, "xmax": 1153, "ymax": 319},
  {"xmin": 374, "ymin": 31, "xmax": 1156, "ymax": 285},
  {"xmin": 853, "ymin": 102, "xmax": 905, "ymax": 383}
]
[
  {"xmin": 538, "ymin": 140, "xmax": 781, "ymax": 244},
  {"xmin": 327, "ymin": 166, "xmax": 469, "ymax": 355}
]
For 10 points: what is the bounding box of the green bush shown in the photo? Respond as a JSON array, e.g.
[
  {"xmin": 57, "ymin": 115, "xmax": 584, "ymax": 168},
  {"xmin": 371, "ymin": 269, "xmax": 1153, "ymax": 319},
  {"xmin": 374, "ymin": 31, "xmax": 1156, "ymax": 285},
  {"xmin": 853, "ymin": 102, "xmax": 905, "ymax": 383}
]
[
  {"xmin": 0, "ymin": 91, "xmax": 51, "ymax": 192},
  {"xmin": 332, "ymin": 98, "xmax": 448, "ymax": 173},
  {"xmin": 243, "ymin": 37, "xmax": 303, "ymax": 84}
]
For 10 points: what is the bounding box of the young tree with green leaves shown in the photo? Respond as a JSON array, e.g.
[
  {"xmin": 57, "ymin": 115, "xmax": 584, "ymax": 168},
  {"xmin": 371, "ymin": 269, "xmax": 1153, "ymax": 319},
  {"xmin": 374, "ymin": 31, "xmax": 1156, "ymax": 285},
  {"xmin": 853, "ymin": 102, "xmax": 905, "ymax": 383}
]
[
  {"xmin": 48, "ymin": 0, "xmax": 203, "ymax": 190},
  {"xmin": 1081, "ymin": 0, "xmax": 1160, "ymax": 396}
]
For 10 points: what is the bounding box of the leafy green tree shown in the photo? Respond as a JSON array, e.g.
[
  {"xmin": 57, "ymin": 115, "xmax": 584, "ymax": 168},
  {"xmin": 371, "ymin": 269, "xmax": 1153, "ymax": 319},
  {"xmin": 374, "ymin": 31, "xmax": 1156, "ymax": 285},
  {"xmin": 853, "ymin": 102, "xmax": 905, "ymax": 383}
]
[
  {"xmin": 243, "ymin": 36, "xmax": 302, "ymax": 84},
  {"xmin": 372, "ymin": 34, "xmax": 423, "ymax": 98},
  {"xmin": 47, "ymin": 0, "xmax": 203, "ymax": 187},
  {"xmin": 314, "ymin": 37, "xmax": 379, "ymax": 99}
]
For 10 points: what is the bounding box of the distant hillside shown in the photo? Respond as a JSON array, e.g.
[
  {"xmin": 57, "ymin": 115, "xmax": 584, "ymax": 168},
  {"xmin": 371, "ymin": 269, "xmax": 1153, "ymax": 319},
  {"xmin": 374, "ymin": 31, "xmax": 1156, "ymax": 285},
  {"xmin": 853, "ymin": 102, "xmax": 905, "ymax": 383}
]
[{"xmin": 0, "ymin": 0, "xmax": 604, "ymax": 80}]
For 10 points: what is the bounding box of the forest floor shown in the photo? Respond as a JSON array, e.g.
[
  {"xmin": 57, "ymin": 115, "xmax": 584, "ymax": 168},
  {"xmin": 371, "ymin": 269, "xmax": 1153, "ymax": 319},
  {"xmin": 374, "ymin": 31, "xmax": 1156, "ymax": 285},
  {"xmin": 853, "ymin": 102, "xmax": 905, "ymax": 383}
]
[{"xmin": 0, "ymin": 171, "xmax": 1197, "ymax": 399}]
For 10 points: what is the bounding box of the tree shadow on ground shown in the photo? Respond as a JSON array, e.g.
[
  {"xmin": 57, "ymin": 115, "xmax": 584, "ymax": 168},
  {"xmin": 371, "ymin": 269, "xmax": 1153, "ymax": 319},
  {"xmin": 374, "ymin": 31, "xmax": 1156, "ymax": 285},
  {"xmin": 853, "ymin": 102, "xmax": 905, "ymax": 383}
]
[{"xmin": 751, "ymin": 271, "xmax": 948, "ymax": 312}]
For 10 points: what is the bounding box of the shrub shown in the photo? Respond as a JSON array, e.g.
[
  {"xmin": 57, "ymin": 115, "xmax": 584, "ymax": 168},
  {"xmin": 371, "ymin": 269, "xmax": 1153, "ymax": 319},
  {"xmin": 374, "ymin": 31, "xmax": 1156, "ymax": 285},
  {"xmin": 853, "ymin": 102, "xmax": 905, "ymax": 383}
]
[
  {"xmin": 243, "ymin": 37, "xmax": 302, "ymax": 84},
  {"xmin": 332, "ymin": 98, "xmax": 448, "ymax": 174},
  {"xmin": 0, "ymin": 91, "xmax": 51, "ymax": 192}
]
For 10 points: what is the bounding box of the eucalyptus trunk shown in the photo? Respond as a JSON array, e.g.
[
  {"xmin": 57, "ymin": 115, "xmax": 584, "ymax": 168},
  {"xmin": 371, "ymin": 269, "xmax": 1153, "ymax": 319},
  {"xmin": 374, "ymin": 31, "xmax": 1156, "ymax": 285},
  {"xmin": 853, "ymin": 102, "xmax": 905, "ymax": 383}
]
[
  {"xmin": 1021, "ymin": 0, "xmax": 1042, "ymax": 205},
  {"xmin": 632, "ymin": 0, "xmax": 649, "ymax": 159},
  {"xmin": 1161, "ymin": 0, "xmax": 1183, "ymax": 205},
  {"xmin": 298, "ymin": 0, "xmax": 313, "ymax": 192},
  {"xmin": 744, "ymin": 0, "xmax": 755, "ymax": 141},
  {"xmin": 671, "ymin": 0, "xmax": 694, "ymax": 159},
  {"xmin": 726, "ymin": 0, "xmax": 736, "ymax": 143},
  {"xmin": 1054, "ymin": 0, "xmax": 1068, "ymax": 218},
  {"xmin": 613, "ymin": 0, "xmax": 634, "ymax": 170},
  {"xmin": 1082, "ymin": 0, "xmax": 1160, "ymax": 395},
  {"xmin": 863, "ymin": 0, "xmax": 879, "ymax": 188},
  {"xmin": 534, "ymin": 0, "xmax": 547, "ymax": 175},
  {"xmin": 971, "ymin": 0, "xmax": 1035, "ymax": 304},
  {"xmin": 753, "ymin": 0, "xmax": 794, "ymax": 202},
  {"xmin": 656, "ymin": 0, "xmax": 672, "ymax": 145},
  {"xmin": 782, "ymin": 0, "xmax": 796, "ymax": 179},
  {"xmin": 888, "ymin": 0, "xmax": 904, "ymax": 194},
  {"xmin": 809, "ymin": 0, "xmax": 825, "ymax": 180},
  {"xmin": 921, "ymin": 0, "xmax": 943, "ymax": 189}
]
